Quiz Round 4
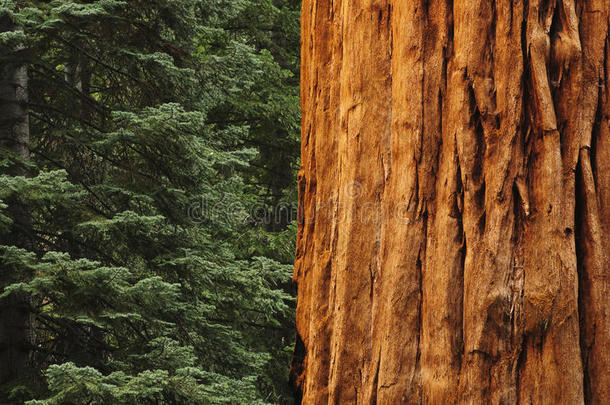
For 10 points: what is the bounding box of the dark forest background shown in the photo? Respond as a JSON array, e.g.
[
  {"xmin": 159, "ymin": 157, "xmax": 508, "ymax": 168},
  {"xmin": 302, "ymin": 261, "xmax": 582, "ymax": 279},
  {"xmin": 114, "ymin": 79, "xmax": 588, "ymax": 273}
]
[{"xmin": 0, "ymin": 1, "xmax": 300, "ymax": 403}]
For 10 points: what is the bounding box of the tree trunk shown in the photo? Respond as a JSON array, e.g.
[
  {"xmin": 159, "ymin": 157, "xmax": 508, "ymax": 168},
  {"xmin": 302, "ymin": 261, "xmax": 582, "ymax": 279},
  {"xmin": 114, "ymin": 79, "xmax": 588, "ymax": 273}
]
[
  {"xmin": 0, "ymin": 14, "xmax": 32, "ymax": 387},
  {"xmin": 292, "ymin": 1, "xmax": 610, "ymax": 403}
]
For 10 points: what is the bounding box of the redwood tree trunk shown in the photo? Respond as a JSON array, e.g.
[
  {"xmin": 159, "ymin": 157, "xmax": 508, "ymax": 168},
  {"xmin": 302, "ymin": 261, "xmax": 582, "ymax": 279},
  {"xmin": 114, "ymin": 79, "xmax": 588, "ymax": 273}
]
[{"xmin": 292, "ymin": 1, "xmax": 610, "ymax": 403}]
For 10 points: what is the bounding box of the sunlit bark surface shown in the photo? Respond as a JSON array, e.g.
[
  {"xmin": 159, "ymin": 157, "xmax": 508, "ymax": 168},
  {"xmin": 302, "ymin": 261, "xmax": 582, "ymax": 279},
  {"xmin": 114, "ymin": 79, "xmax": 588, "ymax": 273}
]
[{"xmin": 292, "ymin": 1, "xmax": 610, "ymax": 403}]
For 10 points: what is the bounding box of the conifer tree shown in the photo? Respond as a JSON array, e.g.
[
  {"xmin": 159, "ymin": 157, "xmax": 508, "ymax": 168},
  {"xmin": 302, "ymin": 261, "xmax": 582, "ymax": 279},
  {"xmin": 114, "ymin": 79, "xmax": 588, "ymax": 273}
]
[
  {"xmin": 0, "ymin": 3, "xmax": 32, "ymax": 387},
  {"xmin": 0, "ymin": 1, "xmax": 300, "ymax": 403}
]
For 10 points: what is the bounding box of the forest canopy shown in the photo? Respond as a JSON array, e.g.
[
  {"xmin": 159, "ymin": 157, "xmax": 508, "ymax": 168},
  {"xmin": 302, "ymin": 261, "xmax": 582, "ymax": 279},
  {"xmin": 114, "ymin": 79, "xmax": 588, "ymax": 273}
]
[{"xmin": 0, "ymin": 0, "xmax": 300, "ymax": 404}]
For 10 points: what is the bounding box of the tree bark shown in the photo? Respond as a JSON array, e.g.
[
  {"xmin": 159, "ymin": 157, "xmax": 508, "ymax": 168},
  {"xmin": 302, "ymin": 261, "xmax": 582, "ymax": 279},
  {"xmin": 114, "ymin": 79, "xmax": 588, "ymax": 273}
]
[
  {"xmin": 292, "ymin": 1, "xmax": 610, "ymax": 403},
  {"xmin": 0, "ymin": 14, "xmax": 32, "ymax": 387}
]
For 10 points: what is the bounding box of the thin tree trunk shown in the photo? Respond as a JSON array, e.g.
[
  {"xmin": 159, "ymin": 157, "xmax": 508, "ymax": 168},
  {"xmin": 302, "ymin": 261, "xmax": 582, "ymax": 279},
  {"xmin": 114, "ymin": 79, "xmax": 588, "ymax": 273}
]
[
  {"xmin": 0, "ymin": 14, "xmax": 32, "ymax": 387},
  {"xmin": 292, "ymin": 1, "xmax": 610, "ymax": 403}
]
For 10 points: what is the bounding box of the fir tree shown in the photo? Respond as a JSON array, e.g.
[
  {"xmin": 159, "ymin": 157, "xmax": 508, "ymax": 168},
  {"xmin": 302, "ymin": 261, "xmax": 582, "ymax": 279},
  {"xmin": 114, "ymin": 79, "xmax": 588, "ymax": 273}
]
[{"xmin": 0, "ymin": 0, "xmax": 300, "ymax": 403}]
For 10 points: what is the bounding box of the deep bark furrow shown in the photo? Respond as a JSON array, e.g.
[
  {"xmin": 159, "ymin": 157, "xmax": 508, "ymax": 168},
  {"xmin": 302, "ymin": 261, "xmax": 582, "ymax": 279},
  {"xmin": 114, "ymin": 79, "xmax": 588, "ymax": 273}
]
[{"xmin": 574, "ymin": 3, "xmax": 610, "ymax": 404}]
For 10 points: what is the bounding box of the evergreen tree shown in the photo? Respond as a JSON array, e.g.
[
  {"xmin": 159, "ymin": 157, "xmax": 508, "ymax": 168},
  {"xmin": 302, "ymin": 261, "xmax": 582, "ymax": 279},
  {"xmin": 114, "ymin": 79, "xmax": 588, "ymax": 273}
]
[
  {"xmin": 0, "ymin": 0, "xmax": 300, "ymax": 403},
  {"xmin": 0, "ymin": 2, "xmax": 32, "ymax": 387}
]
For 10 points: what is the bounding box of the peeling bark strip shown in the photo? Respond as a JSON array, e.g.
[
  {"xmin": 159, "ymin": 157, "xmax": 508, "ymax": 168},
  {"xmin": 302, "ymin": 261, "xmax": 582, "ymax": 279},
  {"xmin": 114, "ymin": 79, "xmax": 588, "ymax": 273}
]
[{"xmin": 292, "ymin": 0, "xmax": 610, "ymax": 403}]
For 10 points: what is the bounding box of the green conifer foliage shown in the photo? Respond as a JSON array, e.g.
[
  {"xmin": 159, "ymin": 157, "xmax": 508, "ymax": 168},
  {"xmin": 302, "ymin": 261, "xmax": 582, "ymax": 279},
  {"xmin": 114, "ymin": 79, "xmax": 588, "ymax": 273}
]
[{"xmin": 0, "ymin": 0, "xmax": 300, "ymax": 403}]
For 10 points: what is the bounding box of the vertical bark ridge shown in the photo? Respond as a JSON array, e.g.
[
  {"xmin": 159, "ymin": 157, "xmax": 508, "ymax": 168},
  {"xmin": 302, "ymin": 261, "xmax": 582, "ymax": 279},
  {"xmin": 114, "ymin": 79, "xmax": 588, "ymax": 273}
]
[
  {"xmin": 366, "ymin": 1, "xmax": 424, "ymax": 403},
  {"xmin": 449, "ymin": 1, "xmax": 506, "ymax": 402},
  {"xmin": 419, "ymin": 1, "xmax": 462, "ymax": 404},
  {"xmin": 292, "ymin": 1, "xmax": 343, "ymax": 402},
  {"xmin": 327, "ymin": 1, "xmax": 392, "ymax": 403},
  {"xmin": 575, "ymin": 2, "xmax": 610, "ymax": 403},
  {"xmin": 520, "ymin": 0, "xmax": 585, "ymax": 402}
]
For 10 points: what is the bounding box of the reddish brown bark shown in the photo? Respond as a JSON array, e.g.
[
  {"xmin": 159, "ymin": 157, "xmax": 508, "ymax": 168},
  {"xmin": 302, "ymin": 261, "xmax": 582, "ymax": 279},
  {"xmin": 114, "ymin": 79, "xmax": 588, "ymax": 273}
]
[{"xmin": 292, "ymin": 1, "xmax": 610, "ymax": 403}]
